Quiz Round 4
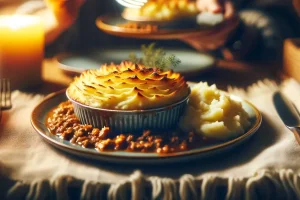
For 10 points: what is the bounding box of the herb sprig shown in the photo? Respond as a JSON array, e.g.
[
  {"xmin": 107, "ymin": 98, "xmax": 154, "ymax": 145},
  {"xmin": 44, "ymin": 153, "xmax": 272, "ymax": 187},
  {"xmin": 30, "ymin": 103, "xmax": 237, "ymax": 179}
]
[{"xmin": 129, "ymin": 43, "xmax": 181, "ymax": 70}]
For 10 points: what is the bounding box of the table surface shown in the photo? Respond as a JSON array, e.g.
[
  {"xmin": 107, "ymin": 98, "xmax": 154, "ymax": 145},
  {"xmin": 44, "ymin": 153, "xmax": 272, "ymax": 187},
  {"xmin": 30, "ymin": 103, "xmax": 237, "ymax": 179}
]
[
  {"xmin": 35, "ymin": 58, "xmax": 284, "ymax": 95},
  {"xmin": 1, "ymin": 57, "xmax": 297, "ymax": 200}
]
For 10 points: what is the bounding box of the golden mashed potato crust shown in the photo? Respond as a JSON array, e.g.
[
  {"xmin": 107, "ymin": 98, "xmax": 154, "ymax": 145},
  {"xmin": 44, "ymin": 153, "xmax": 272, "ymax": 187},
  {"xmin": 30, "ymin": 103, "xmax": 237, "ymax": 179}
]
[
  {"xmin": 179, "ymin": 82, "xmax": 250, "ymax": 140},
  {"xmin": 67, "ymin": 61, "xmax": 189, "ymax": 110},
  {"xmin": 123, "ymin": 0, "xmax": 198, "ymax": 21}
]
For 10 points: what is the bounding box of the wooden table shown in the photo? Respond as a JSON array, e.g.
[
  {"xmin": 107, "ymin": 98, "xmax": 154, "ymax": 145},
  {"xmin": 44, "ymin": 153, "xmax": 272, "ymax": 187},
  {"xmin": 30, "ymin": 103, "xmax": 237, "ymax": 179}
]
[{"xmin": 35, "ymin": 58, "xmax": 284, "ymax": 95}]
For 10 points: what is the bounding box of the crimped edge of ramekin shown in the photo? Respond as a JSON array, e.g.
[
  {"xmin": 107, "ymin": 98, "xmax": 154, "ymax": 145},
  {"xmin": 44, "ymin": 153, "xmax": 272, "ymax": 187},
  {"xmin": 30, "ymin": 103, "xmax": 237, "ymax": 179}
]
[
  {"xmin": 66, "ymin": 88, "xmax": 190, "ymax": 132},
  {"xmin": 65, "ymin": 87, "xmax": 190, "ymax": 113}
]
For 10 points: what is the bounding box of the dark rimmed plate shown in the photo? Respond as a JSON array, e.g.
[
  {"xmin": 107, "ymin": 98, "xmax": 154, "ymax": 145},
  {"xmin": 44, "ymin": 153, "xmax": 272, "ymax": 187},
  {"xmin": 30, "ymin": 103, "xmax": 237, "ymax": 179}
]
[
  {"xmin": 31, "ymin": 85, "xmax": 262, "ymax": 164},
  {"xmin": 55, "ymin": 48, "xmax": 216, "ymax": 77},
  {"xmin": 96, "ymin": 15, "xmax": 239, "ymax": 40}
]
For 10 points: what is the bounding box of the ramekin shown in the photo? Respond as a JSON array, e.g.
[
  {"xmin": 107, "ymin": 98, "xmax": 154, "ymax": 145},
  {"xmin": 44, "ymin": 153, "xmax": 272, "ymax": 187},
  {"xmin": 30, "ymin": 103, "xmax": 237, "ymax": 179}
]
[{"xmin": 66, "ymin": 90, "xmax": 190, "ymax": 133}]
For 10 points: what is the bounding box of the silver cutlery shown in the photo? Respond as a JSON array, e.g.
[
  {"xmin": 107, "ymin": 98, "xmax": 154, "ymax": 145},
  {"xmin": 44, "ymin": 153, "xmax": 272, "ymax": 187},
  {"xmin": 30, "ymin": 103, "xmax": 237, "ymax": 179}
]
[
  {"xmin": 0, "ymin": 79, "xmax": 12, "ymax": 122},
  {"xmin": 273, "ymin": 91, "xmax": 300, "ymax": 144}
]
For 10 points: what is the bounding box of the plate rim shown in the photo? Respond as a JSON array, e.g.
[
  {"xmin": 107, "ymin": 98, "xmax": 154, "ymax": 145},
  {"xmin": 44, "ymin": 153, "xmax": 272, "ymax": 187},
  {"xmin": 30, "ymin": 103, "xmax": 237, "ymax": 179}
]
[
  {"xmin": 95, "ymin": 14, "xmax": 240, "ymax": 39},
  {"xmin": 31, "ymin": 88, "xmax": 262, "ymax": 160},
  {"xmin": 55, "ymin": 53, "xmax": 84, "ymax": 74}
]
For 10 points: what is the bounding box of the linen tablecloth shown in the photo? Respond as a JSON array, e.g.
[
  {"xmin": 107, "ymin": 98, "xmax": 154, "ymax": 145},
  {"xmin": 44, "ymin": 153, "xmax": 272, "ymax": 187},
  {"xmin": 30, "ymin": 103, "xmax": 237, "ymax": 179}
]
[{"xmin": 1, "ymin": 79, "xmax": 300, "ymax": 200}]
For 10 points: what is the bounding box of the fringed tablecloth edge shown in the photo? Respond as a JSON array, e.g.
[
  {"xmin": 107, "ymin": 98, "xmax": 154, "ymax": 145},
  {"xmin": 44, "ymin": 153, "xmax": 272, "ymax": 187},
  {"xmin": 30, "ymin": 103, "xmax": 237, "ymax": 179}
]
[{"xmin": 2, "ymin": 168, "xmax": 300, "ymax": 200}]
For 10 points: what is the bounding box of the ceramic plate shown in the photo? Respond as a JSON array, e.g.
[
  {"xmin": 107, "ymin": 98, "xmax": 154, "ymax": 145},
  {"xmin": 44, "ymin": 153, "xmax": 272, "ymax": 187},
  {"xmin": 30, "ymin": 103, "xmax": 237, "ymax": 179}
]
[
  {"xmin": 31, "ymin": 87, "xmax": 262, "ymax": 164},
  {"xmin": 56, "ymin": 48, "xmax": 216, "ymax": 77},
  {"xmin": 96, "ymin": 15, "xmax": 239, "ymax": 40}
]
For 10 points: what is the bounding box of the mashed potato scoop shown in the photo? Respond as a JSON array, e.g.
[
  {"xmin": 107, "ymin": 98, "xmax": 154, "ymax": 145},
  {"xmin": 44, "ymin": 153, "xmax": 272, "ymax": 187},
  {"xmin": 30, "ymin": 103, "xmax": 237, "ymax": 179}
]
[{"xmin": 179, "ymin": 82, "xmax": 250, "ymax": 140}]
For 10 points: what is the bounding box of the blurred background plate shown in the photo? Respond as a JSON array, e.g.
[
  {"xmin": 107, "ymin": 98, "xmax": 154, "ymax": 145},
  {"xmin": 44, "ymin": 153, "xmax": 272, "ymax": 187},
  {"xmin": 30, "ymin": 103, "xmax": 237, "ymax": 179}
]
[
  {"xmin": 56, "ymin": 48, "xmax": 216, "ymax": 77},
  {"xmin": 96, "ymin": 15, "xmax": 239, "ymax": 40}
]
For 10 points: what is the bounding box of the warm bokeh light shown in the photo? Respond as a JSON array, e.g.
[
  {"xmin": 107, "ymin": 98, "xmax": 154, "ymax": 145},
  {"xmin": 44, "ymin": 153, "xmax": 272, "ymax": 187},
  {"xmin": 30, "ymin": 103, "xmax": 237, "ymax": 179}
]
[
  {"xmin": 0, "ymin": 15, "xmax": 42, "ymax": 30},
  {"xmin": 0, "ymin": 15, "xmax": 44, "ymax": 89}
]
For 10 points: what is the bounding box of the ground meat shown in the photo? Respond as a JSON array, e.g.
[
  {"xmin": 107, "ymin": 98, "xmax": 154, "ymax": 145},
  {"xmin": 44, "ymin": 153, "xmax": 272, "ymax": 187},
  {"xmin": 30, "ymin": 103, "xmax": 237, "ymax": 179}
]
[{"xmin": 46, "ymin": 101, "xmax": 215, "ymax": 154}]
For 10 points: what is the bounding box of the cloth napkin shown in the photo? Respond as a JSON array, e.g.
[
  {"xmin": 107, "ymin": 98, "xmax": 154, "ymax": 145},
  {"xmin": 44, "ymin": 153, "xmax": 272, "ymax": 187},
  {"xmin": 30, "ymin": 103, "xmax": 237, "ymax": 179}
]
[{"xmin": 1, "ymin": 79, "xmax": 300, "ymax": 200}]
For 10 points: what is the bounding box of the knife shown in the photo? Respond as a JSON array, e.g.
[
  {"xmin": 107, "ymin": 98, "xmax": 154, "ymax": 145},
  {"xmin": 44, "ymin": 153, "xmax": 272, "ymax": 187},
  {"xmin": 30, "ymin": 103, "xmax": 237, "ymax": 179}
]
[{"xmin": 273, "ymin": 91, "xmax": 300, "ymax": 144}]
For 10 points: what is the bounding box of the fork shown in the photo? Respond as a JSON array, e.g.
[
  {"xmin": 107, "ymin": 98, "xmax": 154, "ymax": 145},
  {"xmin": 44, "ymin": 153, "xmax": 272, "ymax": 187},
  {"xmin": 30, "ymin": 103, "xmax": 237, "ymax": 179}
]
[
  {"xmin": 116, "ymin": 0, "xmax": 147, "ymax": 8},
  {"xmin": 0, "ymin": 79, "xmax": 12, "ymax": 110},
  {"xmin": 0, "ymin": 79, "xmax": 12, "ymax": 122}
]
